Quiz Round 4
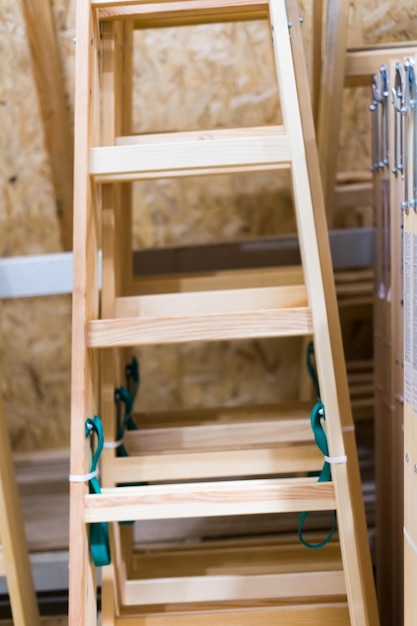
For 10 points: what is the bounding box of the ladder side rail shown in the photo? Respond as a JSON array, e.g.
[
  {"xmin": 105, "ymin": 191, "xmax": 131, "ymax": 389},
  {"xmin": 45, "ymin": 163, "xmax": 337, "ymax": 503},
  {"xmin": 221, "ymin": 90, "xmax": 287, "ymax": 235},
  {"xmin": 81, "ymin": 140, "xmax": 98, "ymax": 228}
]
[
  {"xmin": 69, "ymin": 1, "xmax": 101, "ymax": 624},
  {"xmin": 276, "ymin": 2, "xmax": 379, "ymax": 624}
]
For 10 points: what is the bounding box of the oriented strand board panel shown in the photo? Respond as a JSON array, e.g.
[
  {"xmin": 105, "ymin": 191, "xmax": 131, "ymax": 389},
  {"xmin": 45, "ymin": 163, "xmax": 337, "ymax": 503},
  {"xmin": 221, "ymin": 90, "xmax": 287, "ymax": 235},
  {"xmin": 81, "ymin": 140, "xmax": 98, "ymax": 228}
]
[{"xmin": 0, "ymin": 0, "xmax": 416, "ymax": 450}]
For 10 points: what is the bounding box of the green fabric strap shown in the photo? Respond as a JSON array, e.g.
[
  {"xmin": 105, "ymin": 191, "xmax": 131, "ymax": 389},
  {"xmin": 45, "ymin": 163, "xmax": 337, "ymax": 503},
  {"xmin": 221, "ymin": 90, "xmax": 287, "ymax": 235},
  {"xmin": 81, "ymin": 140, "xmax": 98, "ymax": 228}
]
[
  {"xmin": 298, "ymin": 401, "xmax": 337, "ymax": 549},
  {"xmin": 115, "ymin": 358, "xmax": 145, "ymax": 526},
  {"xmin": 125, "ymin": 356, "xmax": 140, "ymax": 400},
  {"xmin": 306, "ymin": 340, "xmax": 320, "ymax": 399},
  {"xmin": 114, "ymin": 386, "xmax": 138, "ymax": 458},
  {"xmin": 85, "ymin": 416, "xmax": 111, "ymax": 567},
  {"xmin": 114, "ymin": 357, "xmax": 140, "ymax": 457}
]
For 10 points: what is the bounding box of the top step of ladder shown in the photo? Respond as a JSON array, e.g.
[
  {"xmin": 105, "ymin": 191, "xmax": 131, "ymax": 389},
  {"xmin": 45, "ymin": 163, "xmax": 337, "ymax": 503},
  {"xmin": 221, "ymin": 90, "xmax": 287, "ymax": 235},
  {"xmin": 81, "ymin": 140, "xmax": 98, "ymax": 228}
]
[{"xmin": 93, "ymin": 0, "xmax": 269, "ymax": 27}]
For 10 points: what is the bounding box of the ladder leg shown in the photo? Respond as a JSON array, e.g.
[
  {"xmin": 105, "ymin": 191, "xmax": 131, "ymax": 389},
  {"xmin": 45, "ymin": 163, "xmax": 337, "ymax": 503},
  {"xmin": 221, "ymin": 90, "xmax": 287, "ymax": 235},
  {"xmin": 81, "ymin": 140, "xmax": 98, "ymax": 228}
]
[
  {"xmin": 0, "ymin": 391, "xmax": 39, "ymax": 626},
  {"xmin": 282, "ymin": 3, "xmax": 379, "ymax": 623},
  {"xmin": 69, "ymin": 1, "xmax": 101, "ymax": 623}
]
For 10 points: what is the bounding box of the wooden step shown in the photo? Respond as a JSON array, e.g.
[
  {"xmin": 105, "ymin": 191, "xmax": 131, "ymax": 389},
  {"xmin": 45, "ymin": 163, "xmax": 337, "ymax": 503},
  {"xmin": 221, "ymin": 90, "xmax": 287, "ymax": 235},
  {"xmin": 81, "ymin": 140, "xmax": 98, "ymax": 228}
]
[
  {"xmin": 84, "ymin": 477, "xmax": 336, "ymax": 523},
  {"xmin": 120, "ymin": 539, "xmax": 346, "ymax": 606},
  {"xmin": 128, "ymin": 402, "xmax": 314, "ymax": 452},
  {"xmin": 90, "ymin": 127, "xmax": 290, "ymax": 181},
  {"xmin": 113, "ymin": 445, "xmax": 322, "ymax": 483},
  {"xmin": 88, "ymin": 285, "xmax": 312, "ymax": 347},
  {"xmin": 94, "ymin": 0, "xmax": 270, "ymax": 28},
  {"xmin": 114, "ymin": 603, "xmax": 350, "ymax": 625},
  {"xmin": 129, "ymin": 265, "xmax": 305, "ymax": 296},
  {"xmin": 115, "ymin": 402, "xmax": 321, "ymax": 482}
]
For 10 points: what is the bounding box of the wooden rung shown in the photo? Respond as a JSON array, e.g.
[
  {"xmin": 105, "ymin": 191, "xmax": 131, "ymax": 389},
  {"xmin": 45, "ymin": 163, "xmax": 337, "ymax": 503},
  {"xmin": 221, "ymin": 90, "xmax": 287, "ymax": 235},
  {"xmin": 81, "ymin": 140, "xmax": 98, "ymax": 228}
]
[
  {"xmin": 130, "ymin": 537, "xmax": 342, "ymax": 572},
  {"xmin": 114, "ymin": 603, "xmax": 350, "ymax": 625},
  {"xmin": 122, "ymin": 570, "xmax": 345, "ymax": 606},
  {"xmin": 88, "ymin": 305, "xmax": 312, "ymax": 346},
  {"xmin": 130, "ymin": 266, "xmax": 305, "ymax": 297},
  {"xmin": 90, "ymin": 127, "xmax": 290, "ymax": 181},
  {"xmin": 94, "ymin": 0, "xmax": 269, "ymax": 27},
  {"xmin": 116, "ymin": 285, "xmax": 307, "ymax": 318},
  {"xmin": 133, "ymin": 401, "xmax": 313, "ymax": 429},
  {"xmin": 84, "ymin": 477, "xmax": 336, "ymax": 523},
  {"xmin": 127, "ymin": 410, "xmax": 313, "ymax": 453},
  {"xmin": 113, "ymin": 444, "xmax": 323, "ymax": 483},
  {"xmin": 345, "ymin": 43, "xmax": 417, "ymax": 88},
  {"xmin": 123, "ymin": 539, "xmax": 346, "ymax": 604}
]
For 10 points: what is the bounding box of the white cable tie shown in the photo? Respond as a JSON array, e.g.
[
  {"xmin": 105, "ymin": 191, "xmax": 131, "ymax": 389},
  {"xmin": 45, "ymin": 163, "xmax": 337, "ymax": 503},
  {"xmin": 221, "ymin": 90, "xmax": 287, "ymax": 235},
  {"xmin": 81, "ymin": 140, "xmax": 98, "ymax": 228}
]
[
  {"xmin": 404, "ymin": 527, "xmax": 417, "ymax": 557},
  {"xmin": 69, "ymin": 469, "xmax": 99, "ymax": 483},
  {"xmin": 103, "ymin": 439, "xmax": 124, "ymax": 449},
  {"xmin": 324, "ymin": 455, "xmax": 347, "ymax": 464},
  {"xmin": 342, "ymin": 425, "xmax": 355, "ymax": 432}
]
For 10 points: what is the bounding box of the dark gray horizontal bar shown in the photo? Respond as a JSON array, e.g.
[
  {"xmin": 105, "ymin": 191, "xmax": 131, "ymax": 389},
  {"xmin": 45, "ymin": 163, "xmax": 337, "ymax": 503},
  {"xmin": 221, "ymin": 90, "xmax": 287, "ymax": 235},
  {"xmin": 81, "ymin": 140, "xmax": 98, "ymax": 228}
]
[{"xmin": 133, "ymin": 227, "xmax": 375, "ymax": 275}]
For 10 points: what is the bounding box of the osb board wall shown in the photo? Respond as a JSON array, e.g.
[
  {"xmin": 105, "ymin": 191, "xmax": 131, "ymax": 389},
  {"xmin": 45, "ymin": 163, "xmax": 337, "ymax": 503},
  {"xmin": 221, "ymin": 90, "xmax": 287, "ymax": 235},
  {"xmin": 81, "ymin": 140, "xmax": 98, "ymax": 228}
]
[{"xmin": 0, "ymin": 0, "xmax": 416, "ymax": 450}]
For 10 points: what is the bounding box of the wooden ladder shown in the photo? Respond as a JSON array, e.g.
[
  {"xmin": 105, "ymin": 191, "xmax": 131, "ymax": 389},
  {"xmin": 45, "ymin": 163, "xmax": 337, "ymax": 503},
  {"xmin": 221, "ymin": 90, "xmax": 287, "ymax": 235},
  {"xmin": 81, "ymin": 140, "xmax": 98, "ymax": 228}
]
[
  {"xmin": 0, "ymin": 382, "xmax": 39, "ymax": 625},
  {"xmin": 69, "ymin": 0, "xmax": 379, "ymax": 623}
]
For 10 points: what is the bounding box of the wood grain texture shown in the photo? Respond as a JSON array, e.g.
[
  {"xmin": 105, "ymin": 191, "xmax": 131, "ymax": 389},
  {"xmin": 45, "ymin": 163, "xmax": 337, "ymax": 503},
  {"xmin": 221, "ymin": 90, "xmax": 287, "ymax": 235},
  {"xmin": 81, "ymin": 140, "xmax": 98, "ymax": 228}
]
[
  {"xmin": 122, "ymin": 570, "xmax": 346, "ymax": 605},
  {"xmin": 88, "ymin": 306, "xmax": 313, "ymax": 346},
  {"xmin": 84, "ymin": 478, "xmax": 336, "ymax": 523},
  {"xmin": 316, "ymin": 0, "xmax": 350, "ymax": 225},
  {"xmin": 95, "ymin": 0, "xmax": 269, "ymax": 26},
  {"xmin": 0, "ymin": 391, "xmax": 39, "ymax": 624},
  {"xmin": 345, "ymin": 42, "xmax": 417, "ymax": 87},
  {"xmin": 114, "ymin": 604, "xmax": 350, "ymax": 625},
  {"xmin": 113, "ymin": 443, "xmax": 322, "ymax": 482},
  {"xmin": 20, "ymin": 0, "xmax": 74, "ymax": 251},
  {"xmin": 286, "ymin": 4, "xmax": 379, "ymax": 623},
  {"xmin": 90, "ymin": 127, "xmax": 290, "ymax": 180}
]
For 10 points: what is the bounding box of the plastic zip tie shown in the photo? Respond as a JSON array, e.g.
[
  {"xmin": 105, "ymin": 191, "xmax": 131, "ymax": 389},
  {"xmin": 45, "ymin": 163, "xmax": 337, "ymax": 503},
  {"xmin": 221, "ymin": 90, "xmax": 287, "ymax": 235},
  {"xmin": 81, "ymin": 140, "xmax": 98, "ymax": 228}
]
[
  {"xmin": 104, "ymin": 439, "xmax": 124, "ymax": 449},
  {"xmin": 404, "ymin": 527, "xmax": 417, "ymax": 557},
  {"xmin": 69, "ymin": 469, "xmax": 99, "ymax": 483},
  {"xmin": 323, "ymin": 455, "xmax": 347, "ymax": 464}
]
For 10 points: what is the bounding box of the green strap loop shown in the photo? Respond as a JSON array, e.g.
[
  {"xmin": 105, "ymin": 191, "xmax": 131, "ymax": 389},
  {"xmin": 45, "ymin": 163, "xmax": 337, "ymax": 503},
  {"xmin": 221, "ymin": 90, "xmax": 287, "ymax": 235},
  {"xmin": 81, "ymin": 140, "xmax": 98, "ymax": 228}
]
[
  {"xmin": 115, "ymin": 359, "xmax": 146, "ymax": 526},
  {"xmin": 114, "ymin": 386, "xmax": 138, "ymax": 458},
  {"xmin": 125, "ymin": 356, "xmax": 140, "ymax": 399},
  {"xmin": 306, "ymin": 340, "xmax": 320, "ymax": 398},
  {"xmin": 113, "ymin": 357, "xmax": 140, "ymax": 457},
  {"xmin": 85, "ymin": 416, "xmax": 111, "ymax": 567},
  {"xmin": 298, "ymin": 401, "xmax": 337, "ymax": 550}
]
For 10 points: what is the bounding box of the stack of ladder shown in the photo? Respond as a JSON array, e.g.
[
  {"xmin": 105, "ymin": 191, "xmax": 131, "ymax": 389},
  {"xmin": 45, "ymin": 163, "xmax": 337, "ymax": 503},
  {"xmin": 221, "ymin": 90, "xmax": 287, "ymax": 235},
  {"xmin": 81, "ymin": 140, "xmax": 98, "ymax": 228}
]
[{"xmin": 69, "ymin": 0, "xmax": 379, "ymax": 623}]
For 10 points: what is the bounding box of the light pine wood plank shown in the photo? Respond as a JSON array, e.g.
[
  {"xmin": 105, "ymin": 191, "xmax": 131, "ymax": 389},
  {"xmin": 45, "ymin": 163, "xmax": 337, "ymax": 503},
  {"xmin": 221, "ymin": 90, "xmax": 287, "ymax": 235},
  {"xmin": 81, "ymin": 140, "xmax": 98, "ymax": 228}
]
[
  {"xmin": 95, "ymin": 0, "xmax": 269, "ymax": 26},
  {"xmin": 84, "ymin": 478, "xmax": 336, "ymax": 523},
  {"xmin": 113, "ymin": 444, "xmax": 322, "ymax": 483},
  {"xmin": 125, "ymin": 414, "xmax": 313, "ymax": 452},
  {"xmin": 130, "ymin": 537, "xmax": 343, "ymax": 574},
  {"xmin": 114, "ymin": 603, "xmax": 350, "ymax": 625},
  {"xmin": 129, "ymin": 265, "xmax": 304, "ymax": 297},
  {"xmin": 345, "ymin": 44, "xmax": 417, "ymax": 87},
  {"xmin": 122, "ymin": 570, "xmax": 346, "ymax": 606},
  {"xmin": 69, "ymin": 1, "xmax": 101, "ymax": 624},
  {"xmin": 286, "ymin": 4, "xmax": 379, "ymax": 623},
  {"xmin": 87, "ymin": 306, "xmax": 313, "ymax": 347},
  {"xmin": 21, "ymin": 0, "xmax": 74, "ymax": 251},
  {"xmin": 90, "ymin": 127, "xmax": 290, "ymax": 181},
  {"xmin": 0, "ymin": 386, "xmax": 39, "ymax": 623},
  {"xmin": 116, "ymin": 285, "xmax": 307, "ymax": 318}
]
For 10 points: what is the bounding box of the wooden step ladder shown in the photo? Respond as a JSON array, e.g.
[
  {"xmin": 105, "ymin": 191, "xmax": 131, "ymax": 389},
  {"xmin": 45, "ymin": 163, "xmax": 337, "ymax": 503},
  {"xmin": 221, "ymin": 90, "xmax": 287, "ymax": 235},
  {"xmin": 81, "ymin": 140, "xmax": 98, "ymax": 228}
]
[{"xmin": 69, "ymin": 0, "xmax": 379, "ymax": 623}]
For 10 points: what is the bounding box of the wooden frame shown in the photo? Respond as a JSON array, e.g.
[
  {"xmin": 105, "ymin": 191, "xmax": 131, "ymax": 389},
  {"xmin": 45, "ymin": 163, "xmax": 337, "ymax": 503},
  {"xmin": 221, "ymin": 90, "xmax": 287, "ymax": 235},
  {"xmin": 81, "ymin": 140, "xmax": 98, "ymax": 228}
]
[{"xmin": 69, "ymin": 1, "xmax": 379, "ymax": 623}]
